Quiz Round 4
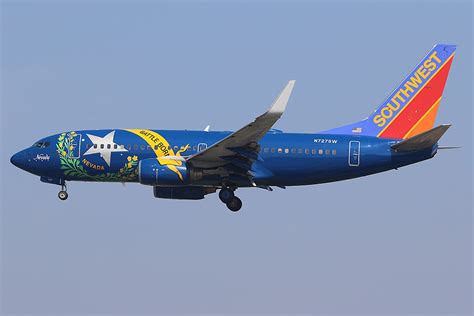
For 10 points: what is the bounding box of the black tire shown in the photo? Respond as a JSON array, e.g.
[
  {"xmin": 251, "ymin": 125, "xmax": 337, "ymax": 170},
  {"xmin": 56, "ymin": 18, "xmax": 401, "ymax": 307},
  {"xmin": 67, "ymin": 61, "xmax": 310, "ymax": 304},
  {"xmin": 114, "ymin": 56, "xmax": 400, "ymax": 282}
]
[
  {"xmin": 226, "ymin": 196, "xmax": 242, "ymax": 212},
  {"xmin": 58, "ymin": 191, "xmax": 68, "ymax": 201},
  {"xmin": 219, "ymin": 188, "xmax": 234, "ymax": 203}
]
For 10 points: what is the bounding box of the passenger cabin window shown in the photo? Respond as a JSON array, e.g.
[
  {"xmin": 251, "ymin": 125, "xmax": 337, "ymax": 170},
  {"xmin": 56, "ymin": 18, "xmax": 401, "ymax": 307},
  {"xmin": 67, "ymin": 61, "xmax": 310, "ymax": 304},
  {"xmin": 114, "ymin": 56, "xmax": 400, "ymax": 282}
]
[
  {"xmin": 127, "ymin": 144, "xmax": 131, "ymax": 150},
  {"xmin": 298, "ymin": 148, "xmax": 303, "ymax": 154},
  {"xmin": 332, "ymin": 149, "xmax": 337, "ymax": 155},
  {"xmin": 133, "ymin": 144, "xmax": 138, "ymax": 150},
  {"xmin": 277, "ymin": 148, "xmax": 282, "ymax": 154},
  {"xmin": 291, "ymin": 148, "xmax": 296, "ymax": 154},
  {"xmin": 263, "ymin": 148, "xmax": 269, "ymax": 153},
  {"xmin": 305, "ymin": 149, "xmax": 309, "ymax": 155},
  {"xmin": 312, "ymin": 149, "xmax": 316, "ymax": 155},
  {"xmin": 140, "ymin": 145, "xmax": 145, "ymax": 151},
  {"xmin": 94, "ymin": 144, "xmax": 98, "ymax": 149},
  {"xmin": 100, "ymin": 144, "xmax": 105, "ymax": 149},
  {"xmin": 107, "ymin": 144, "xmax": 111, "ymax": 149},
  {"xmin": 271, "ymin": 148, "xmax": 275, "ymax": 153},
  {"xmin": 318, "ymin": 149, "xmax": 323, "ymax": 155},
  {"xmin": 284, "ymin": 148, "xmax": 289, "ymax": 154},
  {"xmin": 325, "ymin": 149, "xmax": 330, "ymax": 155}
]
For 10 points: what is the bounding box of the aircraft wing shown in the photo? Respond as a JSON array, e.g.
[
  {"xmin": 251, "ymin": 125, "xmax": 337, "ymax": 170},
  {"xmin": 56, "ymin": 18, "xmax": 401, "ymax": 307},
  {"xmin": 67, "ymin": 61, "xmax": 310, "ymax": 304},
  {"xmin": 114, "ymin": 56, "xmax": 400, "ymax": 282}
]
[{"xmin": 186, "ymin": 81, "xmax": 295, "ymax": 180}]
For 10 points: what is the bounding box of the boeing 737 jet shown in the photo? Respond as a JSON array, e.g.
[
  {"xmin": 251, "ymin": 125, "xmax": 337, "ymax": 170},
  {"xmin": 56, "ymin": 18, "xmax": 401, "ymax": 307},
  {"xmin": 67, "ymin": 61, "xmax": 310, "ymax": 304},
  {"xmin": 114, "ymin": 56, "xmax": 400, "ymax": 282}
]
[{"xmin": 11, "ymin": 44, "xmax": 456, "ymax": 212}]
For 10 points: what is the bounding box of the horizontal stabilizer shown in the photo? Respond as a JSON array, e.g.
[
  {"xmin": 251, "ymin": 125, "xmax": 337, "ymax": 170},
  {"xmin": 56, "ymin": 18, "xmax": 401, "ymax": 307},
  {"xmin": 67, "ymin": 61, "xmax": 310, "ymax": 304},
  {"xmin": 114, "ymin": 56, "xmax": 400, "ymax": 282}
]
[
  {"xmin": 391, "ymin": 124, "xmax": 451, "ymax": 152},
  {"xmin": 438, "ymin": 146, "xmax": 461, "ymax": 150}
]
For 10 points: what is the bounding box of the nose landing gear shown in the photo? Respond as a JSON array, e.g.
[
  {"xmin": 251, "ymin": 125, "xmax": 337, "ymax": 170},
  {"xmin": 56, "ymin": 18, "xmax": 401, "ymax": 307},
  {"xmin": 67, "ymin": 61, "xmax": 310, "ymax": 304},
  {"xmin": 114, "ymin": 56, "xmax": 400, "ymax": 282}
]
[
  {"xmin": 219, "ymin": 187, "xmax": 242, "ymax": 212},
  {"xmin": 58, "ymin": 183, "xmax": 68, "ymax": 201}
]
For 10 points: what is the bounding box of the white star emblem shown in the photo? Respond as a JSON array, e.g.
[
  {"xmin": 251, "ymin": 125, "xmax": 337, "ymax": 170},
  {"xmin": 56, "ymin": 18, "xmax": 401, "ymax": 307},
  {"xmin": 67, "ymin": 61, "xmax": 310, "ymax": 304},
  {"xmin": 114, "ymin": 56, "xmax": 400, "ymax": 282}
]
[{"xmin": 83, "ymin": 131, "xmax": 127, "ymax": 167}]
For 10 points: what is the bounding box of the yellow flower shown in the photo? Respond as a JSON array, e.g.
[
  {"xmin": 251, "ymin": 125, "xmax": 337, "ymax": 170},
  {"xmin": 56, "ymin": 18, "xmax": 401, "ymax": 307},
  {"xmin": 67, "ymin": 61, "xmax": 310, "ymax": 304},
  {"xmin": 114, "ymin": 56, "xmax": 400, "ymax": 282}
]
[
  {"xmin": 127, "ymin": 162, "xmax": 132, "ymax": 168},
  {"xmin": 127, "ymin": 156, "xmax": 132, "ymax": 162},
  {"xmin": 59, "ymin": 143, "xmax": 63, "ymax": 148},
  {"xmin": 69, "ymin": 145, "xmax": 74, "ymax": 150},
  {"xmin": 132, "ymin": 156, "xmax": 138, "ymax": 161},
  {"xmin": 61, "ymin": 151, "xmax": 66, "ymax": 156},
  {"xmin": 70, "ymin": 131, "xmax": 77, "ymax": 136}
]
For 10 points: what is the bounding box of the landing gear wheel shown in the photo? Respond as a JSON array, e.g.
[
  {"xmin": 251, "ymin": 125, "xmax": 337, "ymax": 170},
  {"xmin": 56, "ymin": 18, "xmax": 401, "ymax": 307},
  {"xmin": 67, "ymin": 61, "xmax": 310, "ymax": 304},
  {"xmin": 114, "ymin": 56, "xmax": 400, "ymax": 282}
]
[
  {"xmin": 58, "ymin": 182, "xmax": 68, "ymax": 200},
  {"xmin": 226, "ymin": 196, "xmax": 242, "ymax": 212},
  {"xmin": 219, "ymin": 188, "xmax": 234, "ymax": 203},
  {"xmin": 58, "ymin": 191, "xmax": 68, "ymax": 200}
]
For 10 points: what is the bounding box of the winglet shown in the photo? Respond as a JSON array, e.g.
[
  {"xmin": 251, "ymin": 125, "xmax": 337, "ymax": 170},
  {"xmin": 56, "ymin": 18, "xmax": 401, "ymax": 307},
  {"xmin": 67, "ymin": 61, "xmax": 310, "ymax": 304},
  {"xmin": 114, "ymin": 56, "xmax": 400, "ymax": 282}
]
[
  {"xmin": 267, "ymin": 80, "xmax": 295, "ymax": 116},
  {"xmin": 391, "ymin": 124, "xmax": 451, "ymax": 152},
  {"xmin": 204, "ymin": 125, "xmax": 210, "ymax": 132}
]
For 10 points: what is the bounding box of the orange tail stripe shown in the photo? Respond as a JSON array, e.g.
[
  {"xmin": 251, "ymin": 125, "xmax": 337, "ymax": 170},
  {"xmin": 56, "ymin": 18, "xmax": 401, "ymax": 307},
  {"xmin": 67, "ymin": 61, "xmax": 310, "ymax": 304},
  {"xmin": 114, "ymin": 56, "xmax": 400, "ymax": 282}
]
[{"xmin": 403, "ymin": 99, "xmax": 441, "ymax": 139}]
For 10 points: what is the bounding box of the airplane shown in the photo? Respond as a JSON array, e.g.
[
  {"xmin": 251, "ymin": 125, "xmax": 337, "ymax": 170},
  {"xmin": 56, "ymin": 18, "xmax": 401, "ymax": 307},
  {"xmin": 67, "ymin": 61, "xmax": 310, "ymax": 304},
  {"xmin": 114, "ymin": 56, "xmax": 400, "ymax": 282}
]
[{"xmin": 11, "ymin": 44, "xmax": 457, "ymax": 212}]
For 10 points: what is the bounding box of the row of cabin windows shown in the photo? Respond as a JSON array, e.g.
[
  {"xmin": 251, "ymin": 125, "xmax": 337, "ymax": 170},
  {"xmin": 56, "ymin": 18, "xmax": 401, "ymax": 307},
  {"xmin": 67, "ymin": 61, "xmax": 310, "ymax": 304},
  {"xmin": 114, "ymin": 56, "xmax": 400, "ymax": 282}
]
[
  {"xmin": 85, "ymin": 143, "xmax": 337, "ymax": 156},
  {"xmin": 263, "ymin": 147, "xmax": 337, "ymax": 156}
]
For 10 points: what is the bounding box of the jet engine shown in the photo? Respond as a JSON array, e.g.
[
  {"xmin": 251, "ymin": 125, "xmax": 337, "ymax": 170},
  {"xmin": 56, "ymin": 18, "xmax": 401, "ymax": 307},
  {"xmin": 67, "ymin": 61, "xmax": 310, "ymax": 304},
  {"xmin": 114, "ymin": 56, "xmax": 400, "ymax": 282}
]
[{"xmin": 138, "ymin": 157, "xmax": 202, "ymax": 185}]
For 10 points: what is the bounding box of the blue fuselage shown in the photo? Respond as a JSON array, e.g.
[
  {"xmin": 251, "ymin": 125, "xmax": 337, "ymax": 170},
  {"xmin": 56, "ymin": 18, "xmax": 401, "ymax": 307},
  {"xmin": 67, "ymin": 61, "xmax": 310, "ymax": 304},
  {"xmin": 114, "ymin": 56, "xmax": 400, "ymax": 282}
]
[{"xmin": 11, "ymin": 129, "xmax": 437, "ymax": 187}]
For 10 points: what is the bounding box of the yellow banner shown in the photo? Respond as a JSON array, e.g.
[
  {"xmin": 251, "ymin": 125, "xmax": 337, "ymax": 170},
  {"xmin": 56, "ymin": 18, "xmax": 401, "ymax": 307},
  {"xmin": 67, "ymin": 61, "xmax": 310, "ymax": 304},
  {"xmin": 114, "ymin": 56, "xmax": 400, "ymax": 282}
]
[{"xmin": 125, "ymin": 129, "xmax": 189, "ymax": 181}]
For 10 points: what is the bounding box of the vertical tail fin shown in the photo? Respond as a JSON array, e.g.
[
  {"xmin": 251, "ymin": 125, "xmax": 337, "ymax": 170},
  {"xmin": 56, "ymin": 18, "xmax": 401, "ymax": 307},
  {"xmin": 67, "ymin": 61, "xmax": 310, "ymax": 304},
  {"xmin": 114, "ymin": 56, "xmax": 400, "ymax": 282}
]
[{"xmin": 322, "ymin": 44, "xmax": 456, "ymax": 139}]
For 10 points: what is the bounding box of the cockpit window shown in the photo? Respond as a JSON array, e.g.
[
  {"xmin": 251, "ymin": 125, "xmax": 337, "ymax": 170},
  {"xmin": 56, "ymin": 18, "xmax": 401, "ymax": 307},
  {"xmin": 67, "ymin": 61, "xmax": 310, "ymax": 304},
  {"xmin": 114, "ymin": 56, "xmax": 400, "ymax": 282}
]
[{"xmin": 33, "ymin": 141, "xmax": 50, "ymax": 148}]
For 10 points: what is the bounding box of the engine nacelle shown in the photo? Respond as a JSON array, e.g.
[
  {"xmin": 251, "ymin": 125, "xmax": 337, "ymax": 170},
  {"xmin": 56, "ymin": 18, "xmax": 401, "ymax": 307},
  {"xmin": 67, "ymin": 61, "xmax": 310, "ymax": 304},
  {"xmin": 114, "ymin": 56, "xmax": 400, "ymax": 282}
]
[
  {"xmin": 139, "ymin": 157, "xmax": 190, "ymax": 185},
  {"xmin": 153, "ymin": 186, "xmax": 216, "ymax": 200}
]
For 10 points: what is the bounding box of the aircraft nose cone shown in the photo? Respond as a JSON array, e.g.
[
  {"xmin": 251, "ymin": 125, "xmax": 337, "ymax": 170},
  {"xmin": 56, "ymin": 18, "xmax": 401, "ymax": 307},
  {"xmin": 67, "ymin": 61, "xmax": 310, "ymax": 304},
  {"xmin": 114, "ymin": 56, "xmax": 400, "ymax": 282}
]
[
  {"xmin": 11, "ymin": 152, "xmax": 21, "ymax": 167},
  {"xmin": 10, "ymin": 151, "xmax": 27, "ymax": 170}
]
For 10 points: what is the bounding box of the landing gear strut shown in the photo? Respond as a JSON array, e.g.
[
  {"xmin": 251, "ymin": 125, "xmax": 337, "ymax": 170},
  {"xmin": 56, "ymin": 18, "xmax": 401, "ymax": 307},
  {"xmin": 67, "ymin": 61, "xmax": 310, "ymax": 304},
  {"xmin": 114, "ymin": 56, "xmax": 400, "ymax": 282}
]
[
  {"xmin": 219, "ymin": 187, "xmax": 242, "ymax": 212},
  {"xmin": 58, "ymin": 183, "xmax": 68, "ymax": 201}
]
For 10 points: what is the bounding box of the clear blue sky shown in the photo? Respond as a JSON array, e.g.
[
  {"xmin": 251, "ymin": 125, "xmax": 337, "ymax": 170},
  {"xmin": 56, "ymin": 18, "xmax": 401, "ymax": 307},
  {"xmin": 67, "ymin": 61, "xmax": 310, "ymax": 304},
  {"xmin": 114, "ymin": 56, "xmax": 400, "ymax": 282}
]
[{"xmin": 1, "ymin": 1, "xmax": 472, "ymax": 315}]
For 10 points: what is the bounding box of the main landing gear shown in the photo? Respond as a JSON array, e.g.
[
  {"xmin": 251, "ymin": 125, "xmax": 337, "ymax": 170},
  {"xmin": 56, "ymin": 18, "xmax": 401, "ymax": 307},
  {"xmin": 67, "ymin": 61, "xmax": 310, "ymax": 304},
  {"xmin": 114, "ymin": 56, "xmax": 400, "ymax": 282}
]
[
  {"xmin": 58, "ymin": 183, "xmax": 68, "ymax": 201},
  {"xmin": 219, "ymin": 187, "xmax": 242, "ymax": 212}
]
